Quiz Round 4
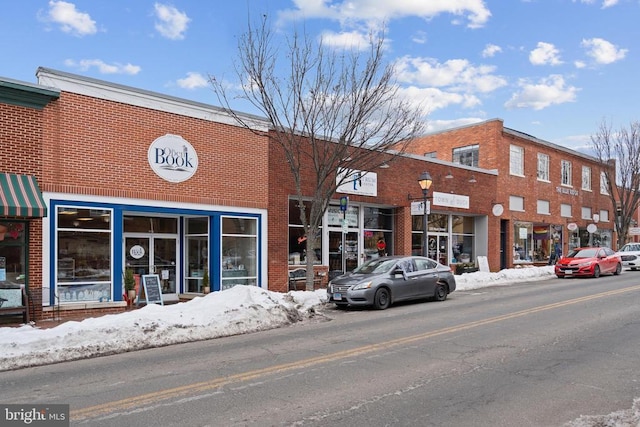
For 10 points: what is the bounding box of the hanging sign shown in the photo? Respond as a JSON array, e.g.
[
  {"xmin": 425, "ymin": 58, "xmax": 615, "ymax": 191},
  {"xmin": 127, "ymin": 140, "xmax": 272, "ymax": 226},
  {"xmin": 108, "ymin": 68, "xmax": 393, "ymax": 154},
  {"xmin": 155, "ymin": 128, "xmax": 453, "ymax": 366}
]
[{"xmin": 410, "ymin": 201, "xmax": 430, "ymax": 216}]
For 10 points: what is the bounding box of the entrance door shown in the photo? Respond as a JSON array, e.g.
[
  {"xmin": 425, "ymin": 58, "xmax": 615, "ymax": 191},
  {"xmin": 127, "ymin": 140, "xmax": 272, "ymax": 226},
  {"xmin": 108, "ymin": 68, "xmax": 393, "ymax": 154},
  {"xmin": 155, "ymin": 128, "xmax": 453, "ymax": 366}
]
[
  {"xmin": 125, "ymin": 236, "xmax": 177, "ymax": 298},
  {"xmin": 428, "ymin": 234, "xmax": 449, "ymax": 265},
  {"xmin": 328, "ymin": 230, "xmax": 359, "ymax": 280}
]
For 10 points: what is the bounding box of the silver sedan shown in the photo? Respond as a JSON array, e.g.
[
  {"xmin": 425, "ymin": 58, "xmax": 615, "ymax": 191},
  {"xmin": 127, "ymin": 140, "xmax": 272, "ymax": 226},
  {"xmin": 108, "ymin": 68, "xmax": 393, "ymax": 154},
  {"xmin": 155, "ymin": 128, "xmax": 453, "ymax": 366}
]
[{"xmin": 327, "ymin": 255, "xmax": 457, "ymax": 310}]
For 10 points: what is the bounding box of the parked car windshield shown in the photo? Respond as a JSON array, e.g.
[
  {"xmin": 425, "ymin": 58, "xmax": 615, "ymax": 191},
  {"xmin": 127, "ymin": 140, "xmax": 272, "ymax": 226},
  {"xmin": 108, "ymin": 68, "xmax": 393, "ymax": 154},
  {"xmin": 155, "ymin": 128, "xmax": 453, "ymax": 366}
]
[
  {"xmin": 352, "ymin": 258, "xmax": 398, "ymax": 274},
  {"xmin": 619, "ymin": 244, "xmax": 640, "ymax": 252},
  {"xmin": 566, "ymin": 248, "xmax": 598, "ymax": 258}
]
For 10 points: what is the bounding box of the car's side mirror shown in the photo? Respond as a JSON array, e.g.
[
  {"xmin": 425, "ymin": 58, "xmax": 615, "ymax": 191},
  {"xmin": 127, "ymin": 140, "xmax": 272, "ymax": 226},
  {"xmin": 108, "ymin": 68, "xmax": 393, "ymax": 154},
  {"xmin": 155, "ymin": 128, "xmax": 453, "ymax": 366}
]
[{"xmin": 392, "ymin": 269, "xmax": 407, "ymax": 280}]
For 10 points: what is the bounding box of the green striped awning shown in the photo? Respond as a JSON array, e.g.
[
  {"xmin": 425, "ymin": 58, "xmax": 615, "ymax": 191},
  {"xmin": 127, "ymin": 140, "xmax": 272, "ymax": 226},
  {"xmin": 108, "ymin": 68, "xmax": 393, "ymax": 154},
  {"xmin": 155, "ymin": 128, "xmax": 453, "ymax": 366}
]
[{"xmin": 0, "ymin": 173, "xmax": 47, "ymax": 217}]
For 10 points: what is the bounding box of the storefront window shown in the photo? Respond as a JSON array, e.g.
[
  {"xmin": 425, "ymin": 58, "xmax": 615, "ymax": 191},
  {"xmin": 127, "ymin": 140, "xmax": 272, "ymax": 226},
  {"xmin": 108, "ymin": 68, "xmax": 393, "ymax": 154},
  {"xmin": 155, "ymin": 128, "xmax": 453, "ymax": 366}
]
[
  {"xmin": 221, "ymin": 216, "xmax": 257, "ymax": 290},
  {"xmin": 56, "ymin": 207, "xmax": 112, "ymax": 302},
  {"xmin": 533, "ymin": 224, "xmax": 564, "ymax": 264},
  {"xmin": 363, "ymin": 207, "xmax": 393, "ymax": 261},
  {"xmin": 0, "ymin": 221, "xmax": 27, "ymax": 291},
  {"xmin": 513, "ymin": 222, "xmax": 533, "ymax": 263},
  {"xmin": 578, "ymin": 227, "xmax": 612, "ymax": 248},
  {"xmin": 185, "ymin": 217, "xmax": 208, "ymax": 292},
  {"xmin": 288, "ymin": 199, "xmax": 322, "ymax": 265},
  {"xmin": 451, "ymin": 216, "xmax": 474, "ymax": 264}
]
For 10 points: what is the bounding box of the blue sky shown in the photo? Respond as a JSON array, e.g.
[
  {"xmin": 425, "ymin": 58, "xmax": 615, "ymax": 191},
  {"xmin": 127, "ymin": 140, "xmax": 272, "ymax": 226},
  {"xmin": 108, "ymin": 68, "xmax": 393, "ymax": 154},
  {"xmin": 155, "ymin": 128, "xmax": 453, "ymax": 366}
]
[{"xmin": 1, "ymin": 1, "xmax": 637, "ymax": 151}]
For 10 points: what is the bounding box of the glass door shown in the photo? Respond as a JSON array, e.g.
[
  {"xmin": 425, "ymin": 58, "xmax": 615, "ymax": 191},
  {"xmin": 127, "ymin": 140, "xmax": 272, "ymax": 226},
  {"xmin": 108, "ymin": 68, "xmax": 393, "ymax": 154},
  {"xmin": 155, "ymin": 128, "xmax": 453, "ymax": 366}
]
[
  {"xmin": 328, "ymin": 230, "xmax": 359, "ymax": 280},
  {"xmin": 125, "ymin": 236, "xmax": 177, "ymax": 297},
  {"xmin": 427, "ymin": 234, "xmax": 449, "ymax": 265}
]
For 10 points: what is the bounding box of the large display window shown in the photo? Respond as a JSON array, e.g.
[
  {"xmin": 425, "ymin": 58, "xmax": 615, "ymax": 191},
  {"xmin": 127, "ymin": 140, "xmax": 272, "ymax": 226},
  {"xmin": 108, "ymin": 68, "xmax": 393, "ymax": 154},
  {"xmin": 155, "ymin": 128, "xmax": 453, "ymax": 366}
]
[
  {"xmin": 56, "ymin": 207, "xmax": 112, "ymax": 302},
  {"xmin": 288, "ymin": 199, "xmax": 322, "ymax": 265},
  {"xmin": 221, "ymin": 216, "xmax": 257, "ymax": 290},
  {"xmin": 513, "ymin": 222, "xmax": 533, "ymax": 264},
  {"xmin": 363, "ymin": 207, "xmax": 393, "ymax": 261},
  {"xmin": 451, "ymin": 216, "xmax": 475, "ymax": 264},
  {"xmin": 531, "ymin": 224, "xmax": 564, "ymax": 264}
]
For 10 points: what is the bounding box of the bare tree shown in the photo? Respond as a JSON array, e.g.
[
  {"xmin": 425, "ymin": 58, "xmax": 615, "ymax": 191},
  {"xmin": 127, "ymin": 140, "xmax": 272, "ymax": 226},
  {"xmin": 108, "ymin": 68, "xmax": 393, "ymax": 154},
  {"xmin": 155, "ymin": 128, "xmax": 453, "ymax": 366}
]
[
  {"xmin": 590, "ymin": 119, "xmax": 640, "ymax": 248},
  {"xmin": 211, "ymin": 17, "xmax": 426, "ymax": 289}
]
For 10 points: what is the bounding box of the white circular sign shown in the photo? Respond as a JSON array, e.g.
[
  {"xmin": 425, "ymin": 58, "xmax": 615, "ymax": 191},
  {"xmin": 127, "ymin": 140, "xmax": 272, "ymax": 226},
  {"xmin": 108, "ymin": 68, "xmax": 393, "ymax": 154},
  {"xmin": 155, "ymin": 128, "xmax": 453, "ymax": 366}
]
[
  {"xmin": 587, "ymin": 224, "xmax": 597, "ymax": 233},
  {"xmin": 567, "ymin": 223, "xmax": 578, "ymax": 231},
  {"xmin": 129, "ymin": 245, "xmax": 145, "ymax": 259},
  {"xmin": 491, "ymin": 204, "xmax": 504, "ymax": 216},
  {"xmin": 148, "ymin": 134, "xmax": 199, "ymax": 183}
]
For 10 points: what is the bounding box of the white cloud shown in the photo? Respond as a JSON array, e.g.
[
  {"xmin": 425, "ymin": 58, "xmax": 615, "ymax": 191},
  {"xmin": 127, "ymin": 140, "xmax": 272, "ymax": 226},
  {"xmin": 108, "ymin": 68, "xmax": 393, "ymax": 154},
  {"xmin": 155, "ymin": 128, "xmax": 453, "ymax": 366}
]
[
  {"xmin": 574, "ymin": 60, "xmax": 587, "ymax": 69},
  {"xmin": 529, "ymin": 42, "xmax": 563, "ymax": 66},
  {"xmin": 505, "ymin": 75, "xmax": 579, "ymax": 110},
  {"xmin": 399, "ymin": 86, "xmax": 481, "ymax": 113},
  {"xmin": 64, "ymin": 59, "xmax": 141, "ymax": 75},
  {"xmin": 482, "ymin": 44, "xmax": 502, "ymax": 58},
  {"xmin": 43, "ymin": 0, "xmax": 97, "ymax": 37},
  {"xmin": 395, "ymin": 56, "xmax": 507, "ymax": 94},
  {"xmin": 411, "ymin": 30, "xmax": 427, "ymax": 44},
  {"xmin": 177, "ymin": 72, "xmax": 209, "ymax": 89},
  {"xmin": 278, "ymin": 0, "xmax": 491, "ymax": 29},
  {"xmin": 572, "ymin": 0, "xmax": 618, "ymax": 7},
  {"xmin": 581, "ymin": 37, "xmax": 627, "ymax": 64},
  {"xmin": 154, "ymin": 3, "xmax": 190, "ymax": 40},
  {"xmin": 319, "ymin": 30, "xmax": 374, "ymax": 49}
]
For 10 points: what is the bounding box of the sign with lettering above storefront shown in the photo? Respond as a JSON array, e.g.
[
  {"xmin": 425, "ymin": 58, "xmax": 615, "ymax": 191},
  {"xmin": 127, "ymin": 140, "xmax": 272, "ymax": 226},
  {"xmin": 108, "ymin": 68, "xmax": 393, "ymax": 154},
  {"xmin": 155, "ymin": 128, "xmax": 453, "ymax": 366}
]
[
  {"xmin": 432, "ymin": 192, "xmax": 470, "ymax": 209},
  {"xmin": 336, "ymin": 168, "xmax": 377, "ymax": 197},
  {"xmin": 148, "ymin": 134, "xmax": 199, "ymax": 183}
]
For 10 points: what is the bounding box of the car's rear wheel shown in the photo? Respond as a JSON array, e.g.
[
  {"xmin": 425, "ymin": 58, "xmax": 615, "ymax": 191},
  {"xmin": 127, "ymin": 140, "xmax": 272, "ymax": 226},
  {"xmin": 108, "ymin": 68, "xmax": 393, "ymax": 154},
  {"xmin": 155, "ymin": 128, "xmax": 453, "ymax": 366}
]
[
  {"xmin": 614, "ymin": 263, "xmax": 622, "ymax": 275},
  {"xmin": 434, "ymin": 283, "xmax": 448, "ymax": 301},
  {"xmin": 373, "ymin": 288, "xmax": 390, "ymax": 310},
  {"xmin": 593, "ymin": 265, "xmax": 601, "ymax": 278}
]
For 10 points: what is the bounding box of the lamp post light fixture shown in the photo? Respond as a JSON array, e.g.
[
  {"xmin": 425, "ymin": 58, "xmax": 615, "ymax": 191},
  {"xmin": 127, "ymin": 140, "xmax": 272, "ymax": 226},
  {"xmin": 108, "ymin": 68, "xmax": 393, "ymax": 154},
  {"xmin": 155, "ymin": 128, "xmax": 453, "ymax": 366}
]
[{"xmin": 418, "ymin": 172, "xmax": 433, "ymax": 257}]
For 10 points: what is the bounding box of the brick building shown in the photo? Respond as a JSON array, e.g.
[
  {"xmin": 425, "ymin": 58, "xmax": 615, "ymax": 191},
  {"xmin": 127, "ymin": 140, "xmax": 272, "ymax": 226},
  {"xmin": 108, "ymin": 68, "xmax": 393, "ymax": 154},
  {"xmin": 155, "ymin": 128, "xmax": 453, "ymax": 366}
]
[
  {"xmin": 2, "ymin": 68, "xmax": 270, "ymax": 322},
  {"xmin": 407, "ymin": 119, "xmax": 617, "ymax": 269},
  {"xmin": 2, "ymin": 69, "xmax": 613, "ymax": 323}
]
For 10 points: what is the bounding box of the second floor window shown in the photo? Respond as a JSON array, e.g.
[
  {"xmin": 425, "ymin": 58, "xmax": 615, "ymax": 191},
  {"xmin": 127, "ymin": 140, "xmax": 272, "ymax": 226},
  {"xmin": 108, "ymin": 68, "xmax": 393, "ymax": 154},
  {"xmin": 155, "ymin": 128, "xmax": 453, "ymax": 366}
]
[
  {"xmin": 600, "ymin": 171, "xmax": 609, "ymax": 195},
  {"xmin": 452, "ymin": 145, "xmax": 479, "ymax": 167},
  {"xmin": 582, "ymin": 166, "xmax": 591, "ymax": 190},
  {"xmin": 561, "ymin": 160, "xmax": 572, "ymax": 186},
  {"xmin": 537, "ymin": 153, "xmax": 549, "ymax": 181},
  {"xmin": 510, "ymin": 145, "xmax": 524, "ymax": 176}
]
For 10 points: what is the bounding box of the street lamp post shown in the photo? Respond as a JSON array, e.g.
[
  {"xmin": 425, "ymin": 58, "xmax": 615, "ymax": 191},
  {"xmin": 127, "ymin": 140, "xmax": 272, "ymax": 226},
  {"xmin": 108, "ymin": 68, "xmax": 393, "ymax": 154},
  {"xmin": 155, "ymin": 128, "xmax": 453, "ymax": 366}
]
[{"xmin": 418, "ymin": 172, "xmax": 433, "ymax": 257}]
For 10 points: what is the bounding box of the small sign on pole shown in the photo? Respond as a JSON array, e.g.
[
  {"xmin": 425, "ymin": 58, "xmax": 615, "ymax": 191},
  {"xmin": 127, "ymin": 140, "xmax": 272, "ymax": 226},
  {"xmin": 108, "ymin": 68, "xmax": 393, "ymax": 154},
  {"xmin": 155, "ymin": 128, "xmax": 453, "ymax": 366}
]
[{"xmin": 339, "ymin": 196, "xmax": 348, "ymax": 212}]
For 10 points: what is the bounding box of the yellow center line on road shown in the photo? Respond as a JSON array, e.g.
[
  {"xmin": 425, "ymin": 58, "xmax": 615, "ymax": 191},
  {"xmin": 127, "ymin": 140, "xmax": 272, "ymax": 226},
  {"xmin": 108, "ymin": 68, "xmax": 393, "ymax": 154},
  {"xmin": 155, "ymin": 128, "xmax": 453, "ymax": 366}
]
[{"xmin": 71, "ymin": 284, "xmax": 640, "ymax": 421}]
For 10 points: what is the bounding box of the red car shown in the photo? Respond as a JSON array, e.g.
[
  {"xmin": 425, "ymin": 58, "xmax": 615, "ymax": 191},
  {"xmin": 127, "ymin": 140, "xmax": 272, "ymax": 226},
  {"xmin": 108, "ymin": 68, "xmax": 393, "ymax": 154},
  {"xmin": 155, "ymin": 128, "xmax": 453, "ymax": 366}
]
[{"xmin": 555, "ymin": 247, "xmax": 622, "ymax": 278}]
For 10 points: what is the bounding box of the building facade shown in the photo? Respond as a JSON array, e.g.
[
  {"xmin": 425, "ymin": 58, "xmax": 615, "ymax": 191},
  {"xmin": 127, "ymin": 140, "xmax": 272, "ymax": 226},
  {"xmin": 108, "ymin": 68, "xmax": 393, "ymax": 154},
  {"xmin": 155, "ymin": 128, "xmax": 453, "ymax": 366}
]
[
  {"xmin": 1, "ymin": 69, "xmax": 617, "ymax": 323},
  {"xmin": 407, "ymin": 119, "xmax": 617, "ymax": 269}
]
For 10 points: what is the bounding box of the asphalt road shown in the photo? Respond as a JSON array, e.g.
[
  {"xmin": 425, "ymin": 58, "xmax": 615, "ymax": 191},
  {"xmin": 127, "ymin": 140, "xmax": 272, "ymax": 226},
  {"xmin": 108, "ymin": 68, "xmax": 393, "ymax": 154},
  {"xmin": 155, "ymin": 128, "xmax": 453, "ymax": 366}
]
[{"xmin": 2, "ymin": 273, "xmax": 639, "ymax": 426}]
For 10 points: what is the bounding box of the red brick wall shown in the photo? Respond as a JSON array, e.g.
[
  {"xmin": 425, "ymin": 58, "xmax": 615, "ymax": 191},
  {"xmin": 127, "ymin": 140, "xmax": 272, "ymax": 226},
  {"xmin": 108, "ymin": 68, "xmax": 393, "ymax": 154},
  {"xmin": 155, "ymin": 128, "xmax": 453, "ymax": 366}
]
[
  {"xmin": 41, "ymin": 93, "xmax": 270, "ymax": 208},
  {"xmin": 406, "ymin": 119, "xmax": 617, "ymax": 260},
  {"xmin": 268, "ymin": 133, "xmax": 499, "ymax": 287},
  {"xmin": 1, "ymin": 102, "xmax": 46, "ymax": 321}
]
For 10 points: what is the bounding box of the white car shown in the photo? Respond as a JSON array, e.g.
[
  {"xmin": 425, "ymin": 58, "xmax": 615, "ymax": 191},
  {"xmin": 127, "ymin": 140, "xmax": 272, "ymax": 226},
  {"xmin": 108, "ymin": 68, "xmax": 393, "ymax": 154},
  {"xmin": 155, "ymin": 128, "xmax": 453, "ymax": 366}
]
[{"xmin": 616, "ymin": 243, "xmax": 640, "ymax": 270}]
